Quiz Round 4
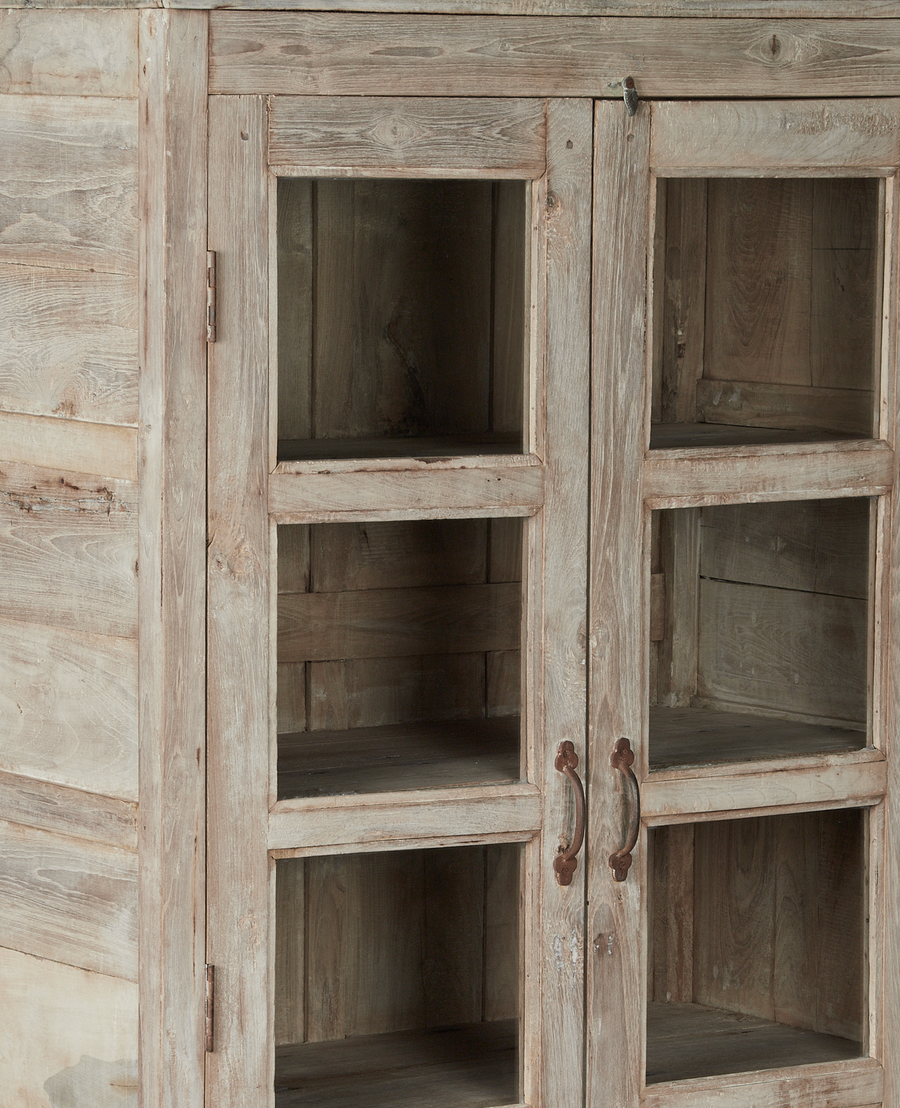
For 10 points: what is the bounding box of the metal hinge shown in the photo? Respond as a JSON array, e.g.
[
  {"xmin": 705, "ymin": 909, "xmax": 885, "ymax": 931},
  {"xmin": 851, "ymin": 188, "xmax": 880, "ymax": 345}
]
[
  {"xmin": 205, "ymin": 964, "xmax": 215, "ymax": 1052},
  {"xmin": 207, "ymin": 251, "xmax": 217, "ymax": 343}
]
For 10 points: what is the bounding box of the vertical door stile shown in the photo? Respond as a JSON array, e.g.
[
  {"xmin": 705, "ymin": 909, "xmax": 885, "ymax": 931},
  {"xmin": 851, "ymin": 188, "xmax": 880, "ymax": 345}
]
[
  {"xmin": 206, "ymin": 94, "xmax": 272, "ymax": 1108},
  {"xmin": 587, "ymin": 99, "xmax": 651, "ymax": 1108},
  {"xmin": 535, "ymin": 97, "xmax": 593, "ymax": 1108}
]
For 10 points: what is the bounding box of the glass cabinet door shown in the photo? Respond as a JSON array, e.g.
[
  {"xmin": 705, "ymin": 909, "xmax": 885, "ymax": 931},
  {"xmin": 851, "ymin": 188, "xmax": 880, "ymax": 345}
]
[
  {"xmin": 589, "ymin": 97, "xmax": 897, "ymax": 1108},
  {"xmin": 206, "ymin": 95, "xmax": 592, "ymax": 1108}
]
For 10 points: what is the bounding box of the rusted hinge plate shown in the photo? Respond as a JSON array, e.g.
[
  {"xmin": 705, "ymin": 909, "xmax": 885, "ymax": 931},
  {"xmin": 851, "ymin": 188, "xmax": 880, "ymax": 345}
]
[
  {"xmin": 205, "ymin": 964, "xmax": 215, "ymax": 1052},
  {"xmin": 207, "ymin": 250, "xmax": 217, "ymax": 343}
]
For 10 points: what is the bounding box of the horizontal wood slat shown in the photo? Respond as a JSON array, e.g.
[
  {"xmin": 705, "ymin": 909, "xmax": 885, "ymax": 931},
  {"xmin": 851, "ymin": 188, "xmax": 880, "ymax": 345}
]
[
  {"xmin": 0, "ymin": 770, "xmax": 137, "ymax": 851},
  {"xmin": 651, "ymin": 99, "xmax": 900, "ymax": 172},
  {"xmin": 642, "ymin": 755, "xmax": 887, "ymax": 823},
  {"xmin": 269, "ymin": 783, "xmax": 541, "ymax": 852},
  {"xmin": 270, "ymin": 465, "xmax": 544, "ymax": 522},
  {"xmin": 210, "ymin": 15, "xmax": 900, "ymax": 98},
  {"xmin": 270, "ymin": 96, "xmax": 545, "ymax": 175},
  {"xmin": 279, "ymin": 582, "xmax": 520, "ymax": 662},
  {"xmin": 0, "ymin": 820, "xmax": 138, "ymax": 982},
  {"xmin": 176, "ymin": 0, "xmax": 900, "ymax": 12},
  {"xmin": 0, "ymin": 12, "xmax": 140, "ymax": 98},
  {"xmin": 0, "ymin": 412, "xmax": 138, "ymax": 481},
  {"xmin": 643, "ymin": 441, "xmax": 894, "ymax": 507},
  {"xmin": 694, "ymin": 381, "xmax": 875, "ymax": 437}
]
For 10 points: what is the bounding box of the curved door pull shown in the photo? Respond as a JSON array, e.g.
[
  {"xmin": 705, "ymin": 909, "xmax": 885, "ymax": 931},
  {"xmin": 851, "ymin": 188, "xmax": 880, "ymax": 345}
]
[
  {"xmin": 609, "ymin": 738, "xmax": 640, "ymax": 882},
  {"xmin": 554, "ymin": 741, "xmax": 585, "ymax": 887}
]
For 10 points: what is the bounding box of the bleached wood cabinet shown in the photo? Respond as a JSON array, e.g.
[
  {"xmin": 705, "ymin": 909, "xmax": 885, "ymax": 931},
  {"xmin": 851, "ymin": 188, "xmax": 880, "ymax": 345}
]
[{"xmin": 1, "ymin": 8, "xmax": 900, "ymax": 1108}]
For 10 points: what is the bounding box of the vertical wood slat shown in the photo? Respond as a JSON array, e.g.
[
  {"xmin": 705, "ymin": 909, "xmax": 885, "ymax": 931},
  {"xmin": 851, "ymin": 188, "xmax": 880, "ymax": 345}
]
[
  {"xmin": 206, "ymin": 94, "xmax": 270, "ymax": 1108},
  {"xmin": 138, "ymin": 12, "xmax": 208, "ymax": 1108},
  {"xmin": 587, "ymin": 99, "xmax": 650, "ymax": 1108}
]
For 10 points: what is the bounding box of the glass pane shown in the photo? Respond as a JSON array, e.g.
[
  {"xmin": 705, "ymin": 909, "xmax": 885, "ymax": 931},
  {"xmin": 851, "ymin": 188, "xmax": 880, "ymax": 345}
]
[
  {"xmin": 277, "ymin": 178, "xmax": 529, "ymax": 462},
  {"xmin": 651, "ymin": 177, "xmax": 881, "ymax": 449},
  {"xmin": 648, "ymin": 499, "xmax": 871, "ymax": 768},
  {"xmin": 275, "ymin": 844, "xmax": 521, "ymax": 1107},
  {"xmin": 646, "ymin": 810, "xmax": 865, "ymax": 1083},
  {"xmin": 277, "ymin": 517, "xmax": 523, "ymax": 798}
]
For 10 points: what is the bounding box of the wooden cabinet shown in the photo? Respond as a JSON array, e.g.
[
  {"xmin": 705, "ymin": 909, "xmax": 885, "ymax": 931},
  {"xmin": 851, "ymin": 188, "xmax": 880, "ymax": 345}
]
[{"xmin": 1, "ymin": 9, "xmax": 900, "ymax": 1108}]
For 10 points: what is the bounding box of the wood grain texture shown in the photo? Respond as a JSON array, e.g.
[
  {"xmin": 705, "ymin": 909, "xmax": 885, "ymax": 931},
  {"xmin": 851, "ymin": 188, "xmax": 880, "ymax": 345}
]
[
  {"xmin": 0, "ymin": 262, "xmax": 138, "ymax": 426},
  {"xmin": 210, "ymin": 15, "xmax": 900, "ymax": 98},
  {"xmin": 0, "ymin": 947, "xmax": 137, "ymax": 1108},
  {"xmin": 0, "ymin": 94, "xmax": 138, "ymax": 275},
  {"xmin": 652, "ymin": 99, "xmax": 900, "ymax": 171},
  {"xmin": 0, "ymin": 466, "xmax": 138, "ymax": 638},
  {"xmin": 587, "ymin": 98, "xmax": 649, "ymax": 1108},
  {"xmin": 0, "ymin": 410, "xmax": 138, "ymax": 480},
  {"xmin": 0, "ymin": 11, "xmax": 139, "ymax": 98},
  {"xmin": 179, "ymin": 0, "xmax": 900, "ymax": 13},
  {"xmin": 0, "ymin": 819, "xmax": 137, "ymax": 981},
  {"xmin": 270, "ymin": 97, "xmax": 545, "ymax": 175},
  {"xmin": 0, "ymin": 769, "xmax": 137, "ymax": 851},
  {"xmin": 0, "ymin": 616, "xmax": 137, "ymax": 800},
  {"xmin": 695, "ymin": 380, "xmax": 875, "ymax": 437},
  {"xmin": 138, "ymin": 12, "xmax": 209, "ymax": 1108}
]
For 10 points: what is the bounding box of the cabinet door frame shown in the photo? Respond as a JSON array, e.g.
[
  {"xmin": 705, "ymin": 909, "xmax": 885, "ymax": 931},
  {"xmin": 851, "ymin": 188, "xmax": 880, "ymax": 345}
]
[{"xmin": 206, "ymin": 93, "xmax": 592, "ymax": 1108}]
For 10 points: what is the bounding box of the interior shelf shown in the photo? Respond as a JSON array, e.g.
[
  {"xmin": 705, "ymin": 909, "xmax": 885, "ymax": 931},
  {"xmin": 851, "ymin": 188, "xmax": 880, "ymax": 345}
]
[
  {"xmin": 275, "ymin": 1020, "xmax": 518, "ymax": 1108},
  {"xmin": 649, "ymin": 707, "xmax": 866, "ymax": 771},
  {"xmin": 278, "ymin": 433, "xmax": 522, "ymax": 464},
  {"xmin": 649, "ymin": 424, "xmax": 861, "ymax": 451},
  {"xmin": 646, "ymin": 1002, "xmax": 862, "ymax": 1084},
  {"xmin": 278, "ymin": 717, "xmax": 520, "ymax": 799}
]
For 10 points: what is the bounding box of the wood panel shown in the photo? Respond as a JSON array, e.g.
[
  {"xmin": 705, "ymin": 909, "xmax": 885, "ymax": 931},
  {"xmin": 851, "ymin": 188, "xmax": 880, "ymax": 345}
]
[
  {"xmin": 0, "ymin": 95, "xmax": 138, "ymax": 275},
  {"xmin": 209, "ymin": 15, "xmax": 900, "ymax": 98},
  {"xmin": 275, "ymin": 858, "xmax": 306, "ymax": 1046},
  {"xmin": 270, "ymin": 97, "xmax": 545, "ymax": 176},
  {"xmin": 278, "ymin": 583, "xmax": 520, "ymax": 662},
  {"xmin": 0, "ymin": 820, "xmax": 138, "ymax": 982},
  {"xmin": 138, "ymin": 12, "xmax": 209, "ymax": 1108},
  {"xmin": 694, "ymin": 380, "xmax": 875, "ymax": 436},
  {"xmin": 0, "ymin": 616, "xmax": 137, "ymax": 800},
  {"xmin": 0, "ymin": 263, "xmax": 138, "ymax": 426},
  {"xmin": 0, "ymin": 468, "xmax": 138, "ymax": 638},
  {"xmin": 183, "ymin": 0, "xmax": 900, "ymax": 13},
  {"xmin": 276, "ymin": 178, "xmax": 312, "ymax": 445},
  {"xmin": 0, "ymin": 12, "xmax": 139, "ymax": 98},
  {"xmin": 0, "ymin": 770, "xmax": 137, "ymax": 851},
  {"xmin": 0, "ymin": 411, "xmax": 138, "ymax": 480},
  {"xmin": 651, "ymin": 99, "xmax": 900, "ymax": 171},
  {"xmin": 0, "ymin": 946, "xmax": 138, "ymax": 1108}
]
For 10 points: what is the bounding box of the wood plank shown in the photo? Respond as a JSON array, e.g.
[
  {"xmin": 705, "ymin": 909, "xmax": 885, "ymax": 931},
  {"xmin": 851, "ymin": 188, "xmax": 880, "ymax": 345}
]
[
  {"xmin": 0, "ymin": 616, "xmax": 138, "ymax": 800},
  {"xmin": 0, "ymin": 770, "xmax": 137, "ymax": 851},
  {"xmin": 275, "ymin": 858, "xmax": 306, "ymax": 1046},
  {"xmin": 0, "ymin": 819, "xmax": 137, "ymax": 981},
  {"xmin": 484, "ymin": 842, "xmax": 519, "ymax": 1023},
  {"xmin": 138, "ymin": 12, "xmax": 209, "ymax": 1108},
  {"xmin": 643, "ymin": 441, "xmax": 894, "ymax": 507},
  {"xmin": 0, "ymin": 947, "xmax": 137, "ymax": 1108},
  {"xmin": 0, "ymin": 262, "xmax": 138, "ymax": 426},
  {"xmin": 278, "ymin": 718, "xmax": 520, "ymax": 799},
  {"xmin": 278, "ymin": 583, "xmax": 521, "ymax": 663},
  {"xmin": 182, "ymin": 0, "xmax": 900, "ymax": 14},
  {"xmin": 278, "ymin": 435, "xmax": 523, "ymax": 465},
  {"xmin": 695, "ymin": 381, "xmax": 876, "ymax": 438},
  {"xmin": 210, "ymin": 16, "xmax": 900, "ymax": 98},
  {"xmin": 206, "ymin": 93, "xmax": 272, "ymax": 1108},
  {"xmin": 0, "ymin": 94, "xmax": 138, "ymax": 275},
  {"xmin": 270, "ymin": 465, "xmax": 544, "ymax": 521},
  {"xmin": 0, "ymin": 469, "xmax": 138, "ymax": 638},
  {"xmin": 649, "ymin": 824, "xmax": 694, "ymax": 1004},
  {"xmin": 0, "ymin": 410, "xmax": 138, "ymax": 480},
  {"xmin": 641, "ymin": 756, "xmax": 887, "ymax": 823},
  {"xmin": 656, "ymin": 507, "xmax": 700, "ymax": 707},
  {"xmin": 0, "ymin": 12, "xmax": 139, "ymax": 98},
  {"xmin": 270, "ymin": 97, "xmax": 545, "ymax": 175},
  {"xmin": 269, "ymin": 783, "xmax": 541, "ymax": 852},
  {"xmin": 492, "ymin": 180, "xmax": 528, "ymax": 440},
  {"xmin": 646, "ymin": 1003, "xmax": 867, "ymax": 1091},
  {"xmin": 276, "ymin": 178, "xmax": 313, "ymax": 446},
  {"xmin": 275, "ymin": 1020, "xmax": 516, "ymax": 1108}
]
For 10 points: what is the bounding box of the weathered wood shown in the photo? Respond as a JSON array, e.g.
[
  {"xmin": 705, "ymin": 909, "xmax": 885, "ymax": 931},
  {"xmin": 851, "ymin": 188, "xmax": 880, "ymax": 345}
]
[
  {"xmin": 275, "ymin": 858, "xmax": 306, "ymax": 1046},
  {"xmin": 270, "ymin": 465, "xmax": 544, "ymax": 522},
  {"xmin": 138, "ymin": 12, "xmax": 209, "ymax": 1108},
  {"xmin": 0, "ymin": 410, "xmax": 138, "ymax": 480},
  {"xmin": 276, "ymin": 178, "xmax": 313, "ymax": 446},
  {"xmin": 0, "ymin": 947, "xmax": 137, "ymax": 1108},
  {"xmin": 0, "ymin": 11, "xmax": 139, "ymax": 98},
  {"xmin": 643, "ymin": 440, "xmax": 894, "ymax": 507},
  {"xmin": 0, "ymin": 616, "xmax": 137, "ymax": 800},
  {"xmin": 0, "ymin": 94, "xmax": 138, "ymax": 275},
  {"xmin": 278, "ymin": 435, "xmax": 524, "ymax": 465},
  {"xmin": 270, "ymin": 97, "xmax": 545, "ymax": 175},
  {"xmin": 0, "ymin": 769, "xmax": 137, "ymax": 851},
  {"xmin": 695, "ymin": 380, "xmax": 875, "ymax": 437},
  {"xmin": 484, "ymin": 842, "xmax": 520, "ymax": 1022},
  {"xmin": 209, "ymin": 15, "xmax": 900, "ymax": 99},
  {"xmin": 181, "ymin": 0, "xmax": 900, "ymax": 14},
  {"xmin": 278, "ymin": 582, "xmax": 520, "ymax": 663},
  {"xmin": 656, "ymin": 508, "xmax": 700, "ymax": 708},
  {"xmin": 0, "ymin": 262, "xmax": 138, "ymax": 426},
  {"xmin": 648, "ymin": 824, "xmax": 693, "ymax": 1004},
  {"xmin": 651, "ymin": 99, "xmax": 900, "ymax": 171},
  {"xmin": 0, "ymin": 819, "xmax": 138, "ymax": 981}
]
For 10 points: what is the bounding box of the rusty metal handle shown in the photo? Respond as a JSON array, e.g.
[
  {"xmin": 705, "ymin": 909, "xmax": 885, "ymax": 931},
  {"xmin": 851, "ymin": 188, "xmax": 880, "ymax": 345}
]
[
  {"xmin": 609, "ymin": 738, "xmax": 640, "ymax": 882},
  {"xmin": 554, "ymin": 741, "xmax": 585, "ymax": 887}
]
